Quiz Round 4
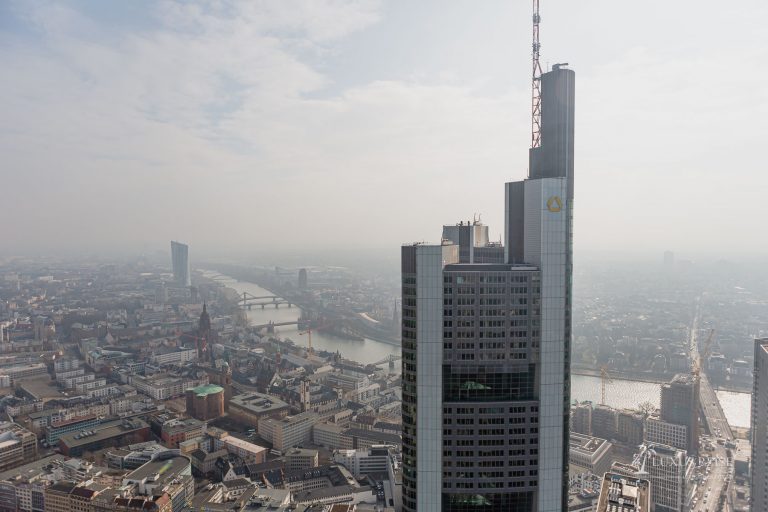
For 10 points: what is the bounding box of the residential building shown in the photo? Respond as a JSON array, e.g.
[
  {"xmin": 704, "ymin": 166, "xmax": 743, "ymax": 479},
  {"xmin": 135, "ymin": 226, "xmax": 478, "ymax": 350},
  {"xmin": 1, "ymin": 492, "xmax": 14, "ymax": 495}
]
[
  {"xmin": 0, "ymin": 422, "xmax": 37, "ymax": 471},
  {"xmin": 284, "ymin": 448, "xmax": 319, "ymax": 472}
]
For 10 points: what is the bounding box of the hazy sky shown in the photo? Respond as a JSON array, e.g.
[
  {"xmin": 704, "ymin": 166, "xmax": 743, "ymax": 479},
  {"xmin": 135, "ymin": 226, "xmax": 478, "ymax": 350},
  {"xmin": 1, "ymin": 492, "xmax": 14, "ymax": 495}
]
[{"xmin": 2, "ymin": 1, "xmax": 767, "ymax": 260}]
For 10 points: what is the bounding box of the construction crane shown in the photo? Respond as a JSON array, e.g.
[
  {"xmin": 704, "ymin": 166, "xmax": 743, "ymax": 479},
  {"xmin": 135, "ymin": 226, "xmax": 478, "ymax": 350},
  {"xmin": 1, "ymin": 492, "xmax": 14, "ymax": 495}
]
[
  {"xmin": 692, "ymin": 328, "xmax": 716, "ymax": 379},
  {"xmin": 531, "ymin": 0, "xmax": 543, "ymax": 149},
  {"xmin": 299, "ymin": 322, "xmax": 331, "ymax": 355},
  {"xmin": 600, "ymin": 365, "xmax": 613, "ymax": 405}
]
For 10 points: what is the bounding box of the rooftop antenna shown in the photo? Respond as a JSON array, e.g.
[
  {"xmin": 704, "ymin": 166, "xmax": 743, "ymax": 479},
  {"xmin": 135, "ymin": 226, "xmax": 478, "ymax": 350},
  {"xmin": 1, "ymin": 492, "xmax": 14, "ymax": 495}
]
[{"xmin": 531, "ymin": 0, "xmax": 543, "ymax": 150}]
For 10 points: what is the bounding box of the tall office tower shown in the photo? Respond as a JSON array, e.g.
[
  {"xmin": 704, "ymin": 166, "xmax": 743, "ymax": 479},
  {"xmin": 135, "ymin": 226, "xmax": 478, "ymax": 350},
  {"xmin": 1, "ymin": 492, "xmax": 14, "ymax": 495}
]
[
  {"xmin": 401, "ymin": 63, "xmax": 574, "ymax": 512},
  {"xmin": 505, "ymin": 63, "xmax": 575, "ymax": 511},
  {"xmin": 750, "ymin": 338, "xmax": 768, "ymax": 512},
  {"xmin": 170, "ymin": 240, "xmax": 191, "ymax": 287},
  {"xmin": 659, "ymin": 374, "xmax": 699, "ymax": 457},
  {"xmin": 298, "ymin": 268, "xmax": 308, "ymax": 289}
]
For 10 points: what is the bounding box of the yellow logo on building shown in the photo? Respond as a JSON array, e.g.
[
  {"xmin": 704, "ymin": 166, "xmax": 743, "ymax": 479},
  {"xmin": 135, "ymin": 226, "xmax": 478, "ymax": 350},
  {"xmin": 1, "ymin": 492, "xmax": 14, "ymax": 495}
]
[{"xmin": 547, "ymin": 196, "xmax": 562, "ymax": 212}]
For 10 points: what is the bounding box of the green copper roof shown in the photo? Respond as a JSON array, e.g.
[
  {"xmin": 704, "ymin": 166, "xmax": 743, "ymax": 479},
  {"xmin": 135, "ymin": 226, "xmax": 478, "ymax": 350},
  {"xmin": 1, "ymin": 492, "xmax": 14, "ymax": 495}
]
[{"xmin": 189, "ymin": 384, "xmax": 224, "ymax": 397}]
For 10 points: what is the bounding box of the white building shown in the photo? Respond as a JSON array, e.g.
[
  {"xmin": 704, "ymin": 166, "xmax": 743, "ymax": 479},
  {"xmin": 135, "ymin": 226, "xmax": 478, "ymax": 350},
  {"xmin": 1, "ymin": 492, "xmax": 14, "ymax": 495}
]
[{"xmin": 333, "ymin": 445, "xmax": 395, "ymax": 478}]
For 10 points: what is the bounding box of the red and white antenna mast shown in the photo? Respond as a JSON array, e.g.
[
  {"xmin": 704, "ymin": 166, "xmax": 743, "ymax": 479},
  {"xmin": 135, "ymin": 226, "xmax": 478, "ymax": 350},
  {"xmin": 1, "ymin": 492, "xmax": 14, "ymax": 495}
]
[{"xmin": 531, "ymin": 0, "xmax": 543, "ymax": 149}]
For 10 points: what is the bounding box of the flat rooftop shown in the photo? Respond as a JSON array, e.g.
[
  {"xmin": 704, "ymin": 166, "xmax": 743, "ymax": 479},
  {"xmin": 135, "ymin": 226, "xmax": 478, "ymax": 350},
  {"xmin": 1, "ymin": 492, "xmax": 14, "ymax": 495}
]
[
  {"xmin": 230, "ymin": 392, "xmax": 289, "ymax": 413},
  {"xmin": 570, "ymin": 432, "xmax": 610, "ymax": 454},
  {"xmin": 125, "ymin": 454, "xmax": 190, "ymax": 483},
  {"xmin": 59, "ymin": 419, "xmax": 148, "ymax": 449}
]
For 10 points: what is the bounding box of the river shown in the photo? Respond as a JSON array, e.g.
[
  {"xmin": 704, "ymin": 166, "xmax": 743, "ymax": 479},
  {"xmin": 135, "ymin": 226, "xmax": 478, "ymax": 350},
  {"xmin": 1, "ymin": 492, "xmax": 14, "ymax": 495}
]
[
  {"xmin": 571, "ymin": 374, "xmax": 751, "ymax": 429},
  {"xmin": 207, "ymin": 272, "xmax": 400, "ymax": 366},
  {"xmin": 206, "ymin": 272, "xmax": 751, "ymax": 428}
]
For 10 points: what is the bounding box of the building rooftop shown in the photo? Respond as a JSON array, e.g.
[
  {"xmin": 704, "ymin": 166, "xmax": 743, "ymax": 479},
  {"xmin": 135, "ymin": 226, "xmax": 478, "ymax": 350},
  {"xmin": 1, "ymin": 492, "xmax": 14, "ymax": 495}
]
[
  {"xmin": 124, "ymin": 453, "xmax": 190, "ymax": 484},
  {"xmin": 230, "ymin": 392, "xmax": 289, "ymax": 413},
  {"xmin": 59, "ymin": 418, "xmax": 148, "ymax": 449},
  {"xmin": 596, "ymin": 472, "xmax": 650, "ymax": 512},
  {"xmin": 570, "ymin": 432, "xmax": 610, "ymax": 454},
  {"xmin": 188, "ymin": 384, "xmax": 224, "ymax": 397}
]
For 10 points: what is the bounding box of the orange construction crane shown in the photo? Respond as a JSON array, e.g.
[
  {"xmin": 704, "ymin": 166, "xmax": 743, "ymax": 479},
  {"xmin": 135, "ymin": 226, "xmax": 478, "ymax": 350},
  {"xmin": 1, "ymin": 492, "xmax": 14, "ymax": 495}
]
[
  {"xmin": 299, "ymin": 322, "xmax": 331, "ymax": 355},
  {"xmin": 600, "ymin": 365, "xmax": 613, "ymax": 405}
]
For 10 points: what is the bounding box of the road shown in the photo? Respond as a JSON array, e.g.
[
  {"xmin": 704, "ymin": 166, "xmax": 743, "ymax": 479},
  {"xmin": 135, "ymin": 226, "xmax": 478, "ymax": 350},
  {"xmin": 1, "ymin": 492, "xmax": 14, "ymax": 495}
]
[{"xmin": 688, "ymin": 298, "xmax": 734, "ymax": 512}]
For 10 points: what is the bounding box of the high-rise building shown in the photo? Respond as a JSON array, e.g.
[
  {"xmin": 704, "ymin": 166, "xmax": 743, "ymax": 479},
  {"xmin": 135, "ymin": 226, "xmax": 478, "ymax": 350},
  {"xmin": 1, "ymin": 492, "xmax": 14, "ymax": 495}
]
[
  {"xmin": 298, "ymin": 268, "xmax": 308, "ymax": 289},
  {"xmin": 170, "ymin": 241, "xmax": 191, "ymax": 287},
  {"xmin": 401, "ymin": 64, "xmax": 574, "ymax": 512},
  {"xmin": 750, "ymin": 338, "xmax": 768, "ymax": 512},
  {"xmin": 659, "ymin": 373, "xmax": 699, "ymax": 457}
]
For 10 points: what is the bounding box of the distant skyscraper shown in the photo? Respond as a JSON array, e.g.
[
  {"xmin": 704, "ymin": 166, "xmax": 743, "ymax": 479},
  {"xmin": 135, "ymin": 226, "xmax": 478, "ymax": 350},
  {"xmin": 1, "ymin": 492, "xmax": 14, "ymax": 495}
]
[
  {"xmin": 298, "ymin": 268, "xmax": 308, "ymax": 289},
  {"xmin": 401, "ymin": 64, "xmax": 574, "ymax": 512},
  {"xmin": 170, "ymin": 240, "xmax": 191, "ymax": 287},
  {"xmin": 751, "ymin": 338, "xmax": 768, "ymax": 512},
  {"xmin": 659, "ymin": 374, "xmax": 699, "ymax": 457},
  {"xmin": 663, "ymin": 251, "xmax": 674, "ymax": 266}
]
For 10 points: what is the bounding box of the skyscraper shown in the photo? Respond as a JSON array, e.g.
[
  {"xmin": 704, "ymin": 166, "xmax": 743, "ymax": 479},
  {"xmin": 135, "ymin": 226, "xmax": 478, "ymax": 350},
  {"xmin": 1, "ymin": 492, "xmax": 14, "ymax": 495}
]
[
  {"xmin": 170, "ymin": 240, "xmax": 191, "ymax": 287},
  {"xmin": 750, "ymin": 338, "xmax": 768, "ymax": 512},
  {"xmin": 659, "ymin": 373, "xmax": 699, "ymax": 457},
  {"xmin": 401, "ymin": 64, "xmax": 574, "ymax": 512}
]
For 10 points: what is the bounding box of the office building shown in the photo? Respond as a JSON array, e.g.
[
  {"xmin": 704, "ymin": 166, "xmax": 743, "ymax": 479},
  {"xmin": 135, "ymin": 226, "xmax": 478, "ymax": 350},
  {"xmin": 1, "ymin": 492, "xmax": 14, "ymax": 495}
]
[
  {"xmin": 596, "ymin": 473, "xmax": 651, "ymax": 512},
  {"xmin": 258, "ymin": 412, "xmax": 318, "ymax": 452},
  {"xmin": 644, "ymin": 416, "xmax": 687, "ymax": 453},
  {"xmin": 229, "ymin": 392, "xmax": 290, "ymax": 426},
  {"xmin": 659, "ymin": 373, "xmax": 699, "ymax": 457},
  {"xmin": 569, "ymin": 433, "xmax": 613, "ymax": 477},
  {"xmin": 401, "ymin": 64, "xmax": 575, "ymax": 511},
  {"xmin": 751, "ymin": 338, "xmax": 768, "ymax": 512},
  {"xmin": 628, "ymin": 444, "xmax": 693, "ymax": 512},
  {"xmin": 170, "ymin": 241, "xmax": 191, "ymax": 288}
]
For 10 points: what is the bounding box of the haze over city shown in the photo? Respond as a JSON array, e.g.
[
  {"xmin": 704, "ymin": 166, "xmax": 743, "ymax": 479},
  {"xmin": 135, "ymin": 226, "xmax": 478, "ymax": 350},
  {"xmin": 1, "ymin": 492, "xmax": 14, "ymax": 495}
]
[{"xmin": 3, "ymin": 0, "xmax": 767, "ymax": 260}]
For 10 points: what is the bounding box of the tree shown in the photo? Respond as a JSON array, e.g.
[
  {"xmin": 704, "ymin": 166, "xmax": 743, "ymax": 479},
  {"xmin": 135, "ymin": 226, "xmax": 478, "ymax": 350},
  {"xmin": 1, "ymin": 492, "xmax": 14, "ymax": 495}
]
[{"xmin": 638, "ymin": 401, "xmax": 655, "ymax": 418}]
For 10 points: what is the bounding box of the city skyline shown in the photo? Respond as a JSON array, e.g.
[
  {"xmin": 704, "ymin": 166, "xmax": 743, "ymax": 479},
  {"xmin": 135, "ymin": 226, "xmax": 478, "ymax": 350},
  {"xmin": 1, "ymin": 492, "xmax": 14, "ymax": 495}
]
[{"xmin": 2, "ymin": 0, "xmax": 767, "ymax": 258}]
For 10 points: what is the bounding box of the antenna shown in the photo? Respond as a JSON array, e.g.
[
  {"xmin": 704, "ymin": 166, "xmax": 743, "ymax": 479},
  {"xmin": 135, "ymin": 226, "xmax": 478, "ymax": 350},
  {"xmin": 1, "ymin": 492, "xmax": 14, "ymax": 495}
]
[{"xmin": 531, "ymin": 0, "xmax": 543, "ymax": 149}]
